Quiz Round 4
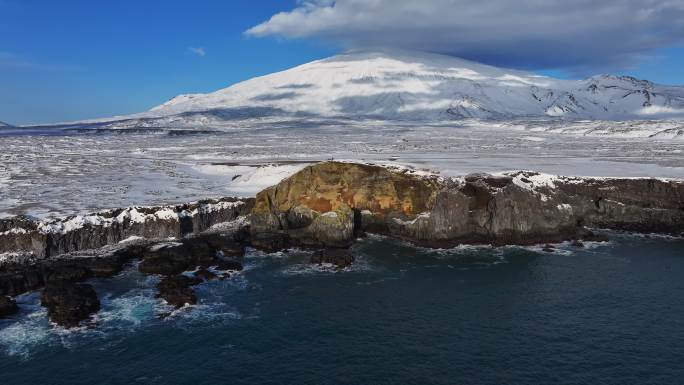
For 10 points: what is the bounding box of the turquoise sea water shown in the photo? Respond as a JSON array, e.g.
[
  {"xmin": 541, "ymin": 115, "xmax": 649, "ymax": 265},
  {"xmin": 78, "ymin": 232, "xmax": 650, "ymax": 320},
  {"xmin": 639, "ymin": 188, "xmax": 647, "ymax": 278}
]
[{"xmin": 1, "ymin": 234, "xmax": 683, "ymax": 385}]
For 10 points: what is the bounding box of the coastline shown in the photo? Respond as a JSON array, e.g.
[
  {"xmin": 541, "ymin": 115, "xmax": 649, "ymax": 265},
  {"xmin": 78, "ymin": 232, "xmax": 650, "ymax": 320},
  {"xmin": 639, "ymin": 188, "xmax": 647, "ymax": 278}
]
[{"xmin": 1, "ymin": 161, "xmax": 682, "ymax": 327}]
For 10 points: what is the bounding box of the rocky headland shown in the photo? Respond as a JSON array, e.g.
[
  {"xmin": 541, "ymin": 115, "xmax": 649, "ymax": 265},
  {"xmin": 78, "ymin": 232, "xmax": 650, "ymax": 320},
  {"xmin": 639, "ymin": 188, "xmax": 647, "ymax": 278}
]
[
  {"xmin": 1, "ymin": 161, "xmax": 682, "ymax": 327},
  {"xmin": 250, "ymin": 162, "xmax": 683, "ymax": 248}
]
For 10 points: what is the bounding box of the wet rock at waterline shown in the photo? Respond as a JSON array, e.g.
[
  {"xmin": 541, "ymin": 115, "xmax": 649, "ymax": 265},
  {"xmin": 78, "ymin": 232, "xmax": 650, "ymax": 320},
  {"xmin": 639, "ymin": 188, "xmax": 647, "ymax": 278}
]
[
  {"xmin": 250, "ymin": 232, "xmax": 291, "ymax": 253},
  {"xmin": 310, "ymin": 248, "xmax": 355, "ymax": 268},
  {"xmin": 0, "ymin": 295, "xmax": 19, "ymax": 318},
  {"xmin": 137, "ymin": 234, "xmax": 246, "ymax": 276},
  {"xmin": 195, "ymin": 268, "xmax": 219, "ymax": 281},
  {"xmin": 41, "ymin": 281, "xmax": 100, "ymax": 328},
  {"xmin": 213, "ymin": 258, "xmax": 243, "ymax": 272},
  {"xmin": 0, "ymin": 249, "xmax": 137, "ymax": 297},
  {"xmin": 1, "ymin": 161, "xmax": 683, "ymax": 330},
  {"xmin": 156, "ymin": 275, "xmax": 202, "ymax": 308}
]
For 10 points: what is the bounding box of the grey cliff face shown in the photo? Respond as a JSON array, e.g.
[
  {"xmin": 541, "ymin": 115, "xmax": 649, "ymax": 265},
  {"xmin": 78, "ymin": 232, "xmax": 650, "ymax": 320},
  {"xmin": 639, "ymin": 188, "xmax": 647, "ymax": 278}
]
[
  {"xmin": 249, "ymin": 163, "xmax": 683, "ymax": 249},
  {"xmin": 0, "ymin": 197, "xmax": 255, "ymax": 259},
  {"xmin": 1, "ymin": 161, "xmax": 682, "ymax": 326}
]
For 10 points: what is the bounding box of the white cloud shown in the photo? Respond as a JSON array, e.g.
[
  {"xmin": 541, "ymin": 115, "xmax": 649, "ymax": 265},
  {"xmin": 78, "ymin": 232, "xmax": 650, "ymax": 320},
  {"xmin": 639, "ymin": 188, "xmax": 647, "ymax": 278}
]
[
  {"xmin": 638, "ymin": 105, "xmax": 684, "ymax": 117},
  {"xmin": 188, "ymin": 47, "xmax": 206, "ymax": 57},
  {"xmin": 246, "ymin": 0, "xmax": 684, "ymax": 71}
]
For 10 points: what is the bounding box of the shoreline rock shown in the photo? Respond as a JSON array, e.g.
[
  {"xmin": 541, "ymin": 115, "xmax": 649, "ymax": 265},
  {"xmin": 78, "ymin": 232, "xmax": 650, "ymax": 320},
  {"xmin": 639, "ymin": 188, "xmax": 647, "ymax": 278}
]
[
  {"xmin": 41, "ymin": 281, "xmax": 100, "ymax": 328},
  {"xmin": 249, "ymin": 162, "xmax": 683, "ymax": 251},
  {"xmin": 156, "ymin": 275, "xmax": 202, "ymax": 308},
  {"xmin": 310, "ymin": 248, "xmax": 355, "ymax": 268},
  {"xmin": 0, "ymin": 197, "xmax": 254, "ymax": 258},
  {"xmin": 0, "ymin": 295, "xmax": 19, "ymax": 318},
  {"xmin": 0, "ymin": 161, "xmax": 682, "ymax": 328}
]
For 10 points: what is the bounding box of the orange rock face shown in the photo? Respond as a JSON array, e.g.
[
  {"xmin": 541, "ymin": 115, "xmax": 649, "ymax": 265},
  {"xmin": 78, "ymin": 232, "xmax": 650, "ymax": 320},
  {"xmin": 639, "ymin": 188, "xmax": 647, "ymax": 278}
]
[{"xmin": 253, "ymin": 162, "xmax": 440, "ymax": 219}]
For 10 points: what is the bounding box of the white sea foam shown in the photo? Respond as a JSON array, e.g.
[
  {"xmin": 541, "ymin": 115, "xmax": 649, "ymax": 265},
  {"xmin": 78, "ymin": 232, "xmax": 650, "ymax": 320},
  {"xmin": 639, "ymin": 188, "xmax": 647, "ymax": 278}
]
[
  {"xmin": 0, "ymin": 312, "xmax": 51, "ymax": 358},
  {"xmin": 96, "ymin": 291, "xmax": 158, "ymax": 327}
]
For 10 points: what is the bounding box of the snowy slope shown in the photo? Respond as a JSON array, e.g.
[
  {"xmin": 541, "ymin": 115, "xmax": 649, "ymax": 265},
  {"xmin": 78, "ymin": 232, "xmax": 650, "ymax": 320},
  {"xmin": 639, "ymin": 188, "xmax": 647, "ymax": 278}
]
[{"xmin": 141, "ymin": 50, "xmax": 684, "ymax": 122}]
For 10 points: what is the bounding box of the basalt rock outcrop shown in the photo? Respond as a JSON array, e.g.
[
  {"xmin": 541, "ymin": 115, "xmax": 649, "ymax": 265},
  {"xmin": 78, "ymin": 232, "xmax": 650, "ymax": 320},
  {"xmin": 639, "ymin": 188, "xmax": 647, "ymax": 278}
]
[
  {"xmin": 0, "ymin": 248, "xmax": 139, "ymax": 297},
  {"xmin": 0, "ymin": 295, "xmax": 19, "ymax": 318},
  {"xmin": 250, "ymin": 162, "xmax": 441, "ymax": 249},
  {"xmin": 138, "ymin": 232, "xmax": 246, "ymax": 275},
  {"xmin": 0, "ymin": 197, "xmax": 254, "ymax": 258},
  {"xmin": 1, "ymin": 162, "xmax": 682, "ymax": 328},
  {"xmin": 250, "ymin": 162, "xmax": 684, "ymax": 249},
  {"xmin": 156, "ymin": 275, "xmax": 202, "ymax": 308},
  {"xmin": 310, "ymin": 248, "xmax": 355, "ymax": 268},
  {"xmin": 41, "ymin": 281, "xmax": 100, "ymax": 327},
  {"xmin": 0, "ymin": 197, "xmax": 252, "ymax": 326}
]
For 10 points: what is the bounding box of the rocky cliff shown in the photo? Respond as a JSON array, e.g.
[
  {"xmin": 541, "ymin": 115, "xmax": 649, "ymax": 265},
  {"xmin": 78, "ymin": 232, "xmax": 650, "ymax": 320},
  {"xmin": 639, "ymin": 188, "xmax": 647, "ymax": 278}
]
[
  {"xmin": 250, "ymin": 162, "xmax": 684, "ymax": 248},
  {"xmin": 1, "ymin": 161, "xmax": 682, "ymax": 327},
  {"xmin": 0, "ymin": 197, "xmax": 254, "ymax": 326},
  {"xmin": 0, "ymin": 197, "xmax": 254, "ymax": 259}
]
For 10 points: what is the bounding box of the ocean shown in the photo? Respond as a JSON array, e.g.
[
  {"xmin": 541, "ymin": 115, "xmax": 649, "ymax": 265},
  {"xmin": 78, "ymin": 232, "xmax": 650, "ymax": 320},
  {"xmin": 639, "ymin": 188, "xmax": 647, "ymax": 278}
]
[{"xmin": 1, "ymin": 234, "xmax": 683, "ymax": 385}]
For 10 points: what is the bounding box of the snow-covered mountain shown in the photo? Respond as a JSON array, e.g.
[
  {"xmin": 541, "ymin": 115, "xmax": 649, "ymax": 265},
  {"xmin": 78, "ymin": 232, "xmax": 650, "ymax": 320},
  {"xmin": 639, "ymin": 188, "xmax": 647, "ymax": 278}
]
[
  {"xmin": 137, "ymin": 50, "xmax": 684, "ymax": 122},
  {"xmin": 0, "ymin": 121, "xmax": 13, "ymax": 127}
]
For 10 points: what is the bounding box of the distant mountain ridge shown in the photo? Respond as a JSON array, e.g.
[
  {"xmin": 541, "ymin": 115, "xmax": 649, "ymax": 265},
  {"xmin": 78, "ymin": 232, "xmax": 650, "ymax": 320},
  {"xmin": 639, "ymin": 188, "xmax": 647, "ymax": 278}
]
[
  {"xmin": 24, "ymin": 50, "xmax": 684, "ymax": 131},
  {"xmin": 139, "ymin": 50, "xmax": 684, "ymax": 122},
  {"xmin": 0, "ymin": 121, "xmax": 13, "ymax": 127}
]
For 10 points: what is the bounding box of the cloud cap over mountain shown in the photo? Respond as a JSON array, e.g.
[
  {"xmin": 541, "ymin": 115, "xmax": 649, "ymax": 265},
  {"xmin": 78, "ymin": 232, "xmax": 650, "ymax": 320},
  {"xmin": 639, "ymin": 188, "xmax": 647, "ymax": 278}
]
[{"xmin": 246, "ymin": 0, "xmax": 684, "ymax": 71}]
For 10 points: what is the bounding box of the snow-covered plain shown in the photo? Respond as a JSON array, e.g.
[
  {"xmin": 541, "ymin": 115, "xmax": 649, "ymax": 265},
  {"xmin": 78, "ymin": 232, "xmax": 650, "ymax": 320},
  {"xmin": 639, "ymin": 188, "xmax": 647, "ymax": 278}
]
[
  {"xmin": 2, "ymin": 50, "xmax": 683, "ymax": 219},
  {"xmin": 1, "ymin": 120, "xmax": 682, "ymax": 219}
]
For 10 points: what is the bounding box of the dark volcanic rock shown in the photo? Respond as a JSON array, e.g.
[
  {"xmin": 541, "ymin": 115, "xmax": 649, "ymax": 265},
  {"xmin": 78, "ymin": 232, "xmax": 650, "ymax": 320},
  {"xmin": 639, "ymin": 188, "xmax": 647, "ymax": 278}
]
[
  {"xmin": 571, "ymin": 240, "xmax": 585, "ymax": 248},
  {"xmin": 577, "ymin": 229, "xmax": 610, "ymax": 243},
  {"xmin": 0, "ymin": 229, "xmax": 246, "ymax": 298},
  {"xmin": 464, "ymin": 173, "xmax": 513, "ymax": 189},
  {"xmin": 0, "ymin": 197, "xmax": 254, "ymax": 258},
  {"xmin": 0, "ymin": 266, "xmax": 45, "ymax": 297},
  {"xmin": 138, "ymin": 233, "xmax": 247, "ymax": 276},
  {"xmin": 310, "ymin": 248, "xmax": 355, "ymax": 268},
  {"xmin": 250, "ymin": 162, "xmax": 684, "ymax": 248},
  {"xmin": 0, "ymin": 296, "xmax": 19, "ymax": 318},
  {"xmin": 250, "ymin": 232, "xmax": 291, "ymax": 253},
  {"xmin": 0, "ymin": 251, "xmax": 135, "ymax": 297},
  {"xmin": 139, "ymin": 243, "xmax": 208, "ymax": 276},
  {"xmin": 41, "ymin": 281, "xmax": 100, "ymax": 328},
  {"xmin": 214, "ymin": 258, "xmax": 243, "ymax": 271},
  {"xmin": 42, "ymin": 262, "xmax": 91, "ymax": 284},
  {"xmin": 193, "ymin": 233, "xmax": 246, "ymax": 257},
  {"xmin": 156, "ymin": 275, "xmax": 202, "ymax": 308},
  {"xmin": 194, "ymin": 268, "xmax": 218, "ymax": 281}
]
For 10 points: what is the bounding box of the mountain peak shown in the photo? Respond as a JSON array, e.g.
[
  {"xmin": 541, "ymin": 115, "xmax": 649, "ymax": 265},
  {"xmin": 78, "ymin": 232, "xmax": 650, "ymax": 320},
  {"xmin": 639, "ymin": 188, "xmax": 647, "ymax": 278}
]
[{"xmin": 144, "ymin": 51, "xmax": 684, "ymax": 121}]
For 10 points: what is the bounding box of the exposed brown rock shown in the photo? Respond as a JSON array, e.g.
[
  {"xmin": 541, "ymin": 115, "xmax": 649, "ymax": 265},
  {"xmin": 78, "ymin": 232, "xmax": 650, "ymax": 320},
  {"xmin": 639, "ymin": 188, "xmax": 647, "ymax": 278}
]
[
  {"xmin": 251, "ymin": 162, "xmax": 441, "ymax": 250},
  {"xmin": 249, "ymin": 162, "xmax": 684, "ymax": 249}
]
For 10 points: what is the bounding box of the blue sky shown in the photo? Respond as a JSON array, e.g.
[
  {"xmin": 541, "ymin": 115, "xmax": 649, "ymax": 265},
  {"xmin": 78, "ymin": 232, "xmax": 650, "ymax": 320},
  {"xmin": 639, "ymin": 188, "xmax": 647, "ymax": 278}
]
[{"xmin": 1, "ymin": 0, "xmax": 683, "ymax": 125}]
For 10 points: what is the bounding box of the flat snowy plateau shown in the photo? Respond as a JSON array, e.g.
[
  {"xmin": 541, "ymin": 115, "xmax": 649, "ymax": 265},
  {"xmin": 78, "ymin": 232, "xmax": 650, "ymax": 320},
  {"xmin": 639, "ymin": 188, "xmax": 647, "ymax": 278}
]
[
  {"xmin": 1, "ymin": 121, "xmax": 682, "ymax": 220},
  {"xmin": 1, "ymin": 50, "xmax": 683, "ymax": 218}
]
